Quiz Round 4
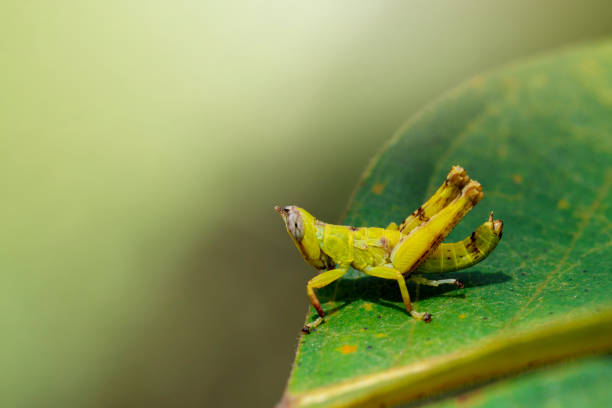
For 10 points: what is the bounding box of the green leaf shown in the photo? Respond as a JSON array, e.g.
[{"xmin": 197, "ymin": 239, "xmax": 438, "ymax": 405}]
[
  {"xmin": 279, "ymin": 40, "xmax": 612, "ymax": 407},
  {"xmin": 425, "ymin": 355, "xmax": 612, "ymax": 408}
]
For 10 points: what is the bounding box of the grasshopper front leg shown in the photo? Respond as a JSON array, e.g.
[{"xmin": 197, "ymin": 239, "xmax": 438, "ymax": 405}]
[{"xmin": 303, "ymin": 266, "xmax": 348, "ymax": 333}]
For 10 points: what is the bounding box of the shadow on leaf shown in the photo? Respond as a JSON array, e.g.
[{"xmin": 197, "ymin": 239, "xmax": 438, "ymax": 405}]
[{"xmin": 315, "ymin": 269, "xmax": 512, "ymax": 316}]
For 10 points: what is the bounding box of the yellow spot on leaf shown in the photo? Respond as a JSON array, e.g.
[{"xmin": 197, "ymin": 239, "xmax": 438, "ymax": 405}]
[
  {"xmin": 371, "ymin": 183, "xmax": 385, "ymax": 195},
  {"xmin": 557, "ymin": 199, "xmax": 570, "ymax": 210},
  {"xmin": 376, "ymin": 333, "xmax": 387, "ymax": 338},
  {"xmin": 458, "ymin": 314, "xmax": 466, "ymax": 319},
  {"xmin": 512, "ymin": 174, "xmax": 523, "ymax": 184},
  {"xmin": 340, "ymin": 345, "xmax": 357, "ymax": 354},
  {"xmin": 363, "ymin": 303, "xmax": 373, "ymax": 311}
]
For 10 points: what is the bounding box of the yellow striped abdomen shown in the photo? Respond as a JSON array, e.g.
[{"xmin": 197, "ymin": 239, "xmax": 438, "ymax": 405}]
[{"xmin": 415, "ymin": 216, "xmax": 503, "ymax": 273}]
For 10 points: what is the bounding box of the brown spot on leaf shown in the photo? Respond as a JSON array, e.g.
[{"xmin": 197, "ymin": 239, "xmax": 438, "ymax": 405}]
[
  {"xmin": 371, "ymin": 183, "xmax": 385, "ymax": 195},
  {"xmin": 512, "ymin": 174, "xmax": 523, "ymax": 184}
]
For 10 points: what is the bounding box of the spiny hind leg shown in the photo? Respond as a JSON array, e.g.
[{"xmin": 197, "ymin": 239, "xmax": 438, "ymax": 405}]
[
  {"xmin": 386, "ymin": 180, "xmax": 479, "ymax": 323},
  {"xmin": 363, "ymin": 266, "xmax": 431, "ymax": 322},
  {"xmin": 399, "ymin": 166, "xmax": 471, "ymax": 233},
  {"xmin": 416, "ymin": 212, "xmax": 503, "ymax": 274},
  {"xmin": 303, "ymin": 267, "xmax": 348, "ymax": 333},
  {"xmin": 410, "ymin": 274, "xmax": 464, "ymax": 289},
  {"xmin": 390, "ymin": 180, "xmax": 484, "ymax": 275}
]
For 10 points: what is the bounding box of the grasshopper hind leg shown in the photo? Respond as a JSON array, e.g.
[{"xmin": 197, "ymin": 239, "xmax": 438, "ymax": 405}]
[
  {"xmin": 409, "ymin": 274, "xmax": 464, "ymax": 289},
  {"xmin": 388, "ymin": 181, "xmax": 484, "ymax": 322},
  {"xmin": 363, "ymin": 265, "xmax": 432, "ymax": 322},
  {"xmin": 399, "ymin": 166, "xmax": 471, "ymax": 233}
]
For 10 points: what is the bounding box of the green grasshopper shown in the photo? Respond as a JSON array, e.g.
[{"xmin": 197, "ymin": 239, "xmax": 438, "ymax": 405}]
[{"xmin": 275, "ymin": 166, "xmax": 503, "ymax": 333}]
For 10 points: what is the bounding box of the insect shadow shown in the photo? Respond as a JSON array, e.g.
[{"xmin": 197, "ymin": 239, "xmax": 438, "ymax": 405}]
[{"xmin": 315, "ymin": 270, "xmax": 512, "ymax": 316}]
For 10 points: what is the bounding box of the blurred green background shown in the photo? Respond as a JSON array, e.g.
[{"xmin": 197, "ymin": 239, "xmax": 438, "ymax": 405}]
[{"xmin": 1, "ymin": 1, "xmax": 611, "ymax": 407}]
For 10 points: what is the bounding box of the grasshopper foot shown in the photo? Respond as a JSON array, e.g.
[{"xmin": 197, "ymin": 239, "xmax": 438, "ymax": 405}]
[
  {"xmin": 455, "ymin": 279, "xmax": 464, "ymax": 289},
  {"xmin": 410, "ymin": 310, "xmax": 432, "ymax": 322},
  {"xmin": 302, "ymin": 317, "xmax": 324, "ymax": 333}
]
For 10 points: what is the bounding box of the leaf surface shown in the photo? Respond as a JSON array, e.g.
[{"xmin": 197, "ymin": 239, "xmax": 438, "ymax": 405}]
[
  {"xmin": 426, "ymin": 355, "xmax": 612, "ymax": 408},
  {"xmin": 280, "ymin": 40, "xmax": 612, "ymax": 407}
]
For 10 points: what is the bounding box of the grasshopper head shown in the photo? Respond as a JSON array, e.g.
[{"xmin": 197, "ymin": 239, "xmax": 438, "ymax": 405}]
[
  {"xmin": 274, "ymin": 205, "xmax": 305, "ymax": 241},
  {"xmin": 274, "ymin": 205, "xmax": 322, "ymax": 264}
]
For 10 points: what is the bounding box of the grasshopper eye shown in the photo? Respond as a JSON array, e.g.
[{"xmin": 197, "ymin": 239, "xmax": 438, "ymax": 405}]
[{"xmin": 286, "ymin": 209, "xmax": 305, "ymax": 241}]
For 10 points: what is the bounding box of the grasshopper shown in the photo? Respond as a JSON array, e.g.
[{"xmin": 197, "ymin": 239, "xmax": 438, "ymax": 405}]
[{"xmin": 275, "ymin": 166, "xmax": 503, "ymax": 333}]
